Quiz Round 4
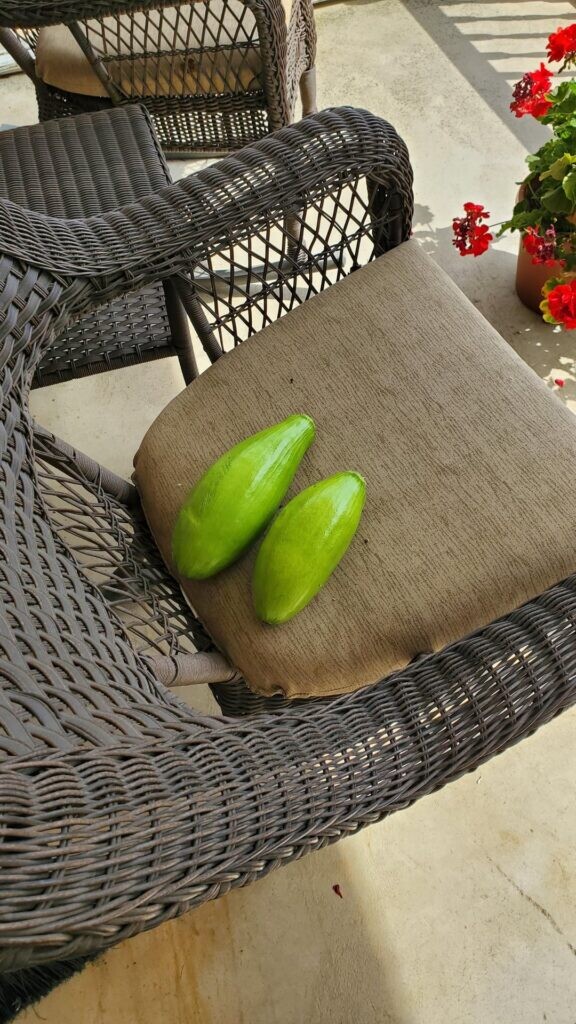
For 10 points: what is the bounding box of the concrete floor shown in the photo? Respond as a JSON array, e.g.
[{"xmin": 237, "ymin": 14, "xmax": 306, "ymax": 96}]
[{"xmin": 2, "ymin": 2, "xmax": 576, "ymax": 1022}]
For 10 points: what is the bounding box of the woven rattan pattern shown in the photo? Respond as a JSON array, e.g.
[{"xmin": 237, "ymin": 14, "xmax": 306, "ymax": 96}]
[
  {"xmin": 1, "ymin": 107, "xmax": 575, "ymax": 979},
  {"xmin": 0, "ymin": 107, "xmax": 194, "ymax": 385}
]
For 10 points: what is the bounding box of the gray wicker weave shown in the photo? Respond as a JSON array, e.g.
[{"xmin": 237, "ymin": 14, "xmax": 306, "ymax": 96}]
[
  {"xmin": 0, "ymin": 98, "xmax": 575, "ymax": 1016},
  {"xmin": 0, "ymin": 0, "xmax": 317, "ymax": 156},
  {"xmin": 0, "ymin": 107, "xmax": 197, "ymax": 386}
]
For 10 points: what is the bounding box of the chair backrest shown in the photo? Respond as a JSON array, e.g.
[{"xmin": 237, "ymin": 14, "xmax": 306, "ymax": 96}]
[{"xmin": 0, "ymin": 108, "xmax": 188, "ymax": 386}]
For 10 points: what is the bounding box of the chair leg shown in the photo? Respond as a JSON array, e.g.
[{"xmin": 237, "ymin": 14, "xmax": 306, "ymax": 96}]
[
  {"xmin": 163, "ymin": 279, "xmax": 198, "ymax": 384},
  {"xmin": 300, "ymin": 67, "xmax": 318, "ymax": 117},
  {"xmin": 174, "ymin": 275, "xmax": 224, "ymax": 365}
]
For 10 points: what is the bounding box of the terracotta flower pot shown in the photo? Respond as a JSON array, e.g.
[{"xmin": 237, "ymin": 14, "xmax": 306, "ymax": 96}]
[
  {"xmin": 515, "ymin": 242, "xmax": 564, "ymax": 313},
  {"xmin": 513, "ymin": 183, "xmax": 574, "ymax": 313},
  {"xmin": 514, "ymin": 183, "xmax": 570, "ymax": 312}
]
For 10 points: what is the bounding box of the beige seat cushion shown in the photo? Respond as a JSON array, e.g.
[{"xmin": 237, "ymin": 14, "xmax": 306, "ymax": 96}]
[
  {"xmin": 34, "ymin": 0, "xmax": 296, "ymax": 99},
  {"xmin": 134, "ymin": 240, "xmax": 576, "ymax": 699},
  {"xmin": 36, "ymin": 25, "xmax": 109, "ymax": 98}
]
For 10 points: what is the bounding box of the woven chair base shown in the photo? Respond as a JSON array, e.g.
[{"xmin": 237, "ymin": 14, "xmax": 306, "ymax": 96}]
[{"xmin": 35, "ymin": 81, "xmax": 271, "ymax": 156}]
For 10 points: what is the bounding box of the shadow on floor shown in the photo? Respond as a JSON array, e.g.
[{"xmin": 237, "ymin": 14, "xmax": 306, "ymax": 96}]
[
  {"xmin": 399, "ymin": 0, "xmax": 574, "ymax": 151},
  {"xmin": 412, "ymin": 201, "xmax": 576, "ymax": 403},
  {"xmin": 17, "ymin": 842, "xmax": 409, "ymax": 1024}
]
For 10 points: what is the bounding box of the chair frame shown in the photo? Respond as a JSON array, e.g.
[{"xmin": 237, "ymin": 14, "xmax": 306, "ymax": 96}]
[{"xmin": 0, "ymin": 95, "xmax": 575, "ymax": 1014}]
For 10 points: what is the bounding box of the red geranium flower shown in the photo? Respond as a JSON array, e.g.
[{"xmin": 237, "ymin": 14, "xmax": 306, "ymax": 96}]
[
  {"xmin": 526, "ymin": 95, "xmax": 554, "ymax": 118},
  {"xmin": 463, "ymin": 202, "xmax": 486, "ymax": 215},
  {"xmin": 452, "ymin": 203, "xmax": 493, "ymax": 257},
  {"xmin": 522, "ymin": 225, "xmax": 564, "ymax": 266},
  {"xmin": 467, "ymin": 224, "xmax": 492, "ymax": 256},
  {"xmin": 527, "ymin": 62, "xmax": 554, "ymax": 92},
  {"xmin": 522, "ymin": 228, "xmax": 540, "ymax": 256},
  {"xmin": 543, "ymin": 279, "xmax": 576, "ymax": 329},
  {"xmin": 547, "ymin": 23, "xmax": 576, "ymax": 64},
  {"xmin": 510, "ymin": 63, "xmax": 553, "ymax": 119}
]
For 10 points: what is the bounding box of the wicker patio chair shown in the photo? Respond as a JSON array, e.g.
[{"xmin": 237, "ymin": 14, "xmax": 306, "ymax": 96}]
[
  {"xmin": 1, "ymin": 101, "xmax": 576, "ymax": 1021},
  {"xmin": 0, "ymin": 0, "xmax": 317, "ymax": 156},
  {"xmin": 0, "ymin": 103, "xmax": 410, "ymax": 1012}
]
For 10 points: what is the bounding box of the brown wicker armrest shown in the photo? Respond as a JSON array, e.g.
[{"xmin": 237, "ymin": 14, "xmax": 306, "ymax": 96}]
[
  {"xmin": 0, "ymin": 107, "xmax": 412, "ymax": 313},
  {"xmin": 1, "ymin": 583, "xmax": 575, "ymax": 971}
]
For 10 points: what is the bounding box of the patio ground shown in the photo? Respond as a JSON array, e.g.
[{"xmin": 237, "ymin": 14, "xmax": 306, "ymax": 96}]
[{"xmin": 3, "ymin": 2, "xmax": 576, "ymax": 1022}]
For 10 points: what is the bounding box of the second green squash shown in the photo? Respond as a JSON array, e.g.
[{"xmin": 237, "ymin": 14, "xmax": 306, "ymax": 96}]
[{"xmin": 253, "ymin": 471, "xmax": 366, "ymax": 624}]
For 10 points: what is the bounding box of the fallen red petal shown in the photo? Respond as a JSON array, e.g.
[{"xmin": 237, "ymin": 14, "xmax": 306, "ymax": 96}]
[{"xmin": 554, "ymin": 378, "xmax": 565, "ymax": 387}]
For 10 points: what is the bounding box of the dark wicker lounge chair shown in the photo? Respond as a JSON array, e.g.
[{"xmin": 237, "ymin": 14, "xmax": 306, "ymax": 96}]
[
  {"xmin": 0, "ymin": 100, "xmax": 415, "ymax": 1003},
  {"xmin": 0, "ymin": 90, "xmax": 575, "ymax": 1024},
  {"xmin": 0, "ymin": 0, "xmax": 316, "ymax": 156}
]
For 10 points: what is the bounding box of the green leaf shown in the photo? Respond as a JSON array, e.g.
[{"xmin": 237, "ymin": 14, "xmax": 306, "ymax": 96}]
[
  {"xmin": 541, "ymin": 308, "xmax": 558, "ymax": 324},
  {"xmin": 513, "ymin": 210, "xmax": 543, "ymax": 229},
  {"xmin": 562, "ymin": 169, "xmax": 576, "ymax": 202},
  {"xmin": 556, "ymin": 118, "xmax": 576, "ymax": 140},
  {"xmin": 512, "ymin": 197, "xmax": 528, "ymax": 215},
  {"xmin": 562, "ymin": 252, "xmax": 576, "ymax": 272},
  {"xmin": 540, "ymin": 153, "xmax": 576, "ymax": 181},
  {"xmin": 526, "ymin": 138, "xmax": 566, "ymax": 175},
  {"xmin": 541, "ymin": 185, "xmax": 573, "ymax": 213},
  {"xmin": 545, "ymin": 80, "xmax": 576, "ymax": 119},
  {"xmin": 497, "ymin": 209, "xmax": 543, "ymax": 236},
  {"xmin": 541, "ymin": 276, "xmax": 566, "ymax": 297}
]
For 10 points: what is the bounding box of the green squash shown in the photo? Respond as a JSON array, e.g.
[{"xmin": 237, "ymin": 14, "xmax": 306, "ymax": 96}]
[
  {"xmin": 253, "ymin": 471, "xmax": 366, "ymax": 625},
  {"xmin": 172, "ymin": 414, "xmax": 315, "ymax": 579}
]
